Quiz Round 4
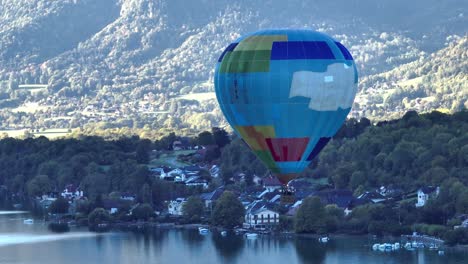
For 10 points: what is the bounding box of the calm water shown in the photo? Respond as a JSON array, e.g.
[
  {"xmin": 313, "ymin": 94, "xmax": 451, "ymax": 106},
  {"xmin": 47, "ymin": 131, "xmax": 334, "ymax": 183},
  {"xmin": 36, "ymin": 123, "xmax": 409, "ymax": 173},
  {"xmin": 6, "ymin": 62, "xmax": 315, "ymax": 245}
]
[{"xmin": 0, "ymin": 212, "xmax": 466, "ymax": 264}]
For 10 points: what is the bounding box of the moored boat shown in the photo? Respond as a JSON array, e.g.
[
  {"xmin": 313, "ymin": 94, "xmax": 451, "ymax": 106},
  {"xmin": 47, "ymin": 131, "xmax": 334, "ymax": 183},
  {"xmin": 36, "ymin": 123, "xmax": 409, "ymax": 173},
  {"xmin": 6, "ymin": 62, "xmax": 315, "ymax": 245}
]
[{"xmin": 245, "ymin": 233, "xmax": 258, "ymax": 239}]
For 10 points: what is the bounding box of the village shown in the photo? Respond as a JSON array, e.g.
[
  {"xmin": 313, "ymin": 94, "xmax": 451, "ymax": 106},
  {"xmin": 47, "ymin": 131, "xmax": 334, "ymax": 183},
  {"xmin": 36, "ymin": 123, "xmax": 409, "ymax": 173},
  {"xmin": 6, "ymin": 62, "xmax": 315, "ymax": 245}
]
[{"xmin": 29, "ymin": 138, "xmax": 463, "ymax": 237}]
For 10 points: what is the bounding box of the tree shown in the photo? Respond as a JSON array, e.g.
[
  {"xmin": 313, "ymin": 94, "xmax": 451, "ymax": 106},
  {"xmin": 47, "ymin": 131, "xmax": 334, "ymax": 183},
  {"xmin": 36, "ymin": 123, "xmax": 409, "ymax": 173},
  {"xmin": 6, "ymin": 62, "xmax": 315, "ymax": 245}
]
[
  {"xmin": 136, "ymin": 140, "xmax": 150, "ymax": 164},
  {"xmin": 49, "ymin": 197, "xmax": 69, "ymax": 214},
  {"xmin": 182, "ymin": 196, "xmax": 204, "ymax": 222},
  {"xmin": 197, "ymin": 131, "xmax": 214, "ymax": 146},
  {"xmin": 211, "ymin": 191, "xmax": 245, "ymax": 228},
  {"xmin": 132, "ymin": 203, "xmax": 154, "ymax": 221},
  {"xmin": 212, "ymin": 127, "xmax": 230, "ymax": 148},
  {"xmin": 27, "ymin": 175, "xmax": 52, "ymax": 197},
  {"xmin": 295, "ymin": 196, "xmax": 326, "ymax": 233},
  {"xmin": 140, "ymin": 183, "xmax": 152, "ymax": 204},
  {"xmin": 88, "ymin": 208, "xmax": 111, "ymax": 226}
]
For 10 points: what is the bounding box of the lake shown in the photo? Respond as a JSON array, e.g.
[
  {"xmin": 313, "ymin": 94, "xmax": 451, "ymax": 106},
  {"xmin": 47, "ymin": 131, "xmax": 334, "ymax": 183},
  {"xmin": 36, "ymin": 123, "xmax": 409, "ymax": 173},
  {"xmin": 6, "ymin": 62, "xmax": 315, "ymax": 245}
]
[{"xmin": 0, "ymin": 212, "xmax": 466, "ymax": 264}]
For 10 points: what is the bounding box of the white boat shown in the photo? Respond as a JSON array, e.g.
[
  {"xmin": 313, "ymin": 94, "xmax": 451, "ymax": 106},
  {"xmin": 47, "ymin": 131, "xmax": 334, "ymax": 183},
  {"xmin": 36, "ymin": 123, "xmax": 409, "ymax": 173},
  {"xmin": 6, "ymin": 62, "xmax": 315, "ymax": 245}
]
[
  {"xmin": 438, "ymin": 250, "xmax": 445, "ymax": 256},
  {"xmin": 318, "ymin": 236, "xmax": 329, "ymax": 243},
  {"xmin": 372, "ymin": 244, "xmax": 380, "ymax": 250},
  {"xmin": 198, "ymin": 227, "xmax": 209, "ymax": 235},
  {"xmin": 221, "ymin": 231, "xmax": 227, "ymax": 236},
  {"xmin": 23, "ymin": 219, "xmax": 34, "ymax": 224},
  {"xmin": 404, "ymin": 242, "xmax": 412, "ymax": 249},
  {"xmin": 394, "ymin": 242, "xmax": 400, "ymax": 249},
  {"xmin": 384, "ymin": 243, "xmax": 393, "ymax": 251},
  {"xmin": 245, "ymin": 233, "xmax": 258, "ymax": 239},
  {"xmin": 378, "ymin": 244, "xmax": 386, "ymax": 251}
]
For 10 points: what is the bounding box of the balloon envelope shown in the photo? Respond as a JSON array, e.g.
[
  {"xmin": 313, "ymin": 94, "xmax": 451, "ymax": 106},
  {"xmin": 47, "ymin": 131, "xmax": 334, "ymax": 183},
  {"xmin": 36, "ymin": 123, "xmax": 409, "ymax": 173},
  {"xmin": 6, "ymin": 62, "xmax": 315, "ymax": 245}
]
[{"xmin": 214, "ymin": 29, "xmax": 358, "ymax": 184}]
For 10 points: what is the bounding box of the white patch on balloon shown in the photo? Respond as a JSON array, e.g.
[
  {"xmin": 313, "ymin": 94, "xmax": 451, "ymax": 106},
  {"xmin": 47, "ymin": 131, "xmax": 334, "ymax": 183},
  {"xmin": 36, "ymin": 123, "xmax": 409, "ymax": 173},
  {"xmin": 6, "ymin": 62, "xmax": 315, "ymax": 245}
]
[{"xmin": 289, "ymin": 63, "xmax": 357, "ymax": 111}]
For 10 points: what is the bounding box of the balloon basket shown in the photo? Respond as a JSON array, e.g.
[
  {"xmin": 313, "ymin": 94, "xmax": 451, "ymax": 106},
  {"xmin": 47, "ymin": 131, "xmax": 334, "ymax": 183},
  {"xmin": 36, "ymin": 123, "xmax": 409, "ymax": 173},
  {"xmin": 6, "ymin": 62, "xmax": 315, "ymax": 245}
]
[{"xmin": 280, "ymin": 187, "xmax": 295, "ymax": 204}]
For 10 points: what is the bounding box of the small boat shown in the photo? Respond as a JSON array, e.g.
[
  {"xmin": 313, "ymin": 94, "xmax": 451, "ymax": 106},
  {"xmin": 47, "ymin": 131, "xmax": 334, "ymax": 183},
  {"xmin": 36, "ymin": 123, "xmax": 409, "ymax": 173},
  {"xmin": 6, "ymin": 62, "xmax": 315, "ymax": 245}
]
[
  {"xmin": 372, "ymin": 244, "xmax": 380, "ymax": 250},
  {"xmin": 394, "ymin": 242, "xmax": 400, "ymax": 249},
  {"xmin": 245, "ymin": 233, "xmax": 258, "ymax": 239},
  {"xmin": 378, "ymin": 244, "xmax": 386, "ymax": 251},
  {"xmin": 198, "ymin": 227, "xmax": 209, "ymax": 235},
  {"xmin": 318, "ymin": 236, "xmax": 329, "ymax": 243},
  {"xmin": 23, "ymin": 219, "xmax": 34, "ymax": 224},
  {"xmin": 417, "ymin": 242, "xmax": 425, "ymax": 248},
  {"xmin": 384, "ymin": 243, "xmax": 393, "ymax": 251},
  {"xmin": 404, "ymin": 242, "xmax": 412, "ymax": 249},
  {"xmin": 438, "ymin": 250, "xmax": 445, "ymax": 256},
  {"xmin": 221, "ymin": 231, "xmax": 227, "ymax": 236}
]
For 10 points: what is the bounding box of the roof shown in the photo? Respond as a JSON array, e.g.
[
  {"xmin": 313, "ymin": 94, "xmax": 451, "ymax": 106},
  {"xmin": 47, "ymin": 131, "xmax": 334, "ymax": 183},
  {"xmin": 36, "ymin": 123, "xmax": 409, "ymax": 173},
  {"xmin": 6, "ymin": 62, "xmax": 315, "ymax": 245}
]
[
  {"xmin": 246, "ymin": 200, "xmax": 279, "ymax": 215},
  {"xmin": 184, "ymin": 165, "xmax": 202, "ymax": 172},
  {"xmin": 200, "ymin": 187, "xmax": 225, "ymax": 201},
  {"xmin": 288, "ymin": 179, "xmax": 312, "ymax": 190},
  {"xmin": 358, "ymin": 191, "xmax": 385, "ymax": 200},
  {"xmin": 294, "ymin": 190, "xmax": 316, "ymax": 200},
  {"xmin": 263, "ymin": 176, "xmax": 282, "ymax": 187},
  {"xmin": 315, "ymin": 189, "xmax": 354, "ymax": 208},
  {"xmin": 347, "ymin": 197, "xmax": 371, "ymax": 209},
  {"xmin": 419, "ymin": 186, "xmax": 438, "ymax": 194}
]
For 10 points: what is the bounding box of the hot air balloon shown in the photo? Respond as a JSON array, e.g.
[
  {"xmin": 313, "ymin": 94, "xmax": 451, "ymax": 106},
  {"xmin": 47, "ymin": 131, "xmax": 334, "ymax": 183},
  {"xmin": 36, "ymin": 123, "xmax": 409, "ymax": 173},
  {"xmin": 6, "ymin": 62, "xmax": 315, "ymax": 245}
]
[{"xmin": 214, "ymin": 29, "xmax": 358, "ymax": 194}]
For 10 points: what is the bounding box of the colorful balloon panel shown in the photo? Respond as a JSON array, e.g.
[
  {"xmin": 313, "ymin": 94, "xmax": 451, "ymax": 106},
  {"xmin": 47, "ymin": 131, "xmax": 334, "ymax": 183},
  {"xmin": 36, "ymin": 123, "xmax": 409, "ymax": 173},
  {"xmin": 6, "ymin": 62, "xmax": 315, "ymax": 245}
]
[{"xmin": 214, "ymin": 29, "xmax": 358, "ymax": 184}]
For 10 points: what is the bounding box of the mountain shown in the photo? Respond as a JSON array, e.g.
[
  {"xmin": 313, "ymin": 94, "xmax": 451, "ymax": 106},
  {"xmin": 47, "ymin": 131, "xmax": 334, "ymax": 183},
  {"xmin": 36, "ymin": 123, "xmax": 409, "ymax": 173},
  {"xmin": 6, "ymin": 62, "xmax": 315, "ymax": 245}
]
[
  {"xmin": 0, "ymin": 0, "xmax": 466, "ymax": 137},
  {"xmin": 354, "ymin": 36, "xmax": 468, "ymax": 120}
]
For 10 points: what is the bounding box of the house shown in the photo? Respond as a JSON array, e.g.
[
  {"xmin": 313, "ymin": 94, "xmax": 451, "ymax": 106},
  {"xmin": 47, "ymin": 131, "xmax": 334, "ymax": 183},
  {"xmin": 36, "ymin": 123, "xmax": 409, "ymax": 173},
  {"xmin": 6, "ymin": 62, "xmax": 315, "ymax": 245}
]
[
  {"xmin": 344, "ymin": 197, "xmax": 371, "ymax": 216},
  {"xmin": 288, "ymin": 179, "xmax": 312, "ymax": 192},
  {"xmin": 103, "ymin": 199, "xmax": 121, "ymax": 215},
  {"xmin": 358, "ymin": 191, "xmax": 386, "ymax": 204},
  {"xmin": 168, "ymin": 198, "xmax": 186, "ymax": 216},
  {"xmin": 61, "ymin": 184, "xmax": 84, "ymax": 200},
  {"xmin": 244, "ymin": 200, "xmax": 280, "ymax": 229},
  {"xmin": 184, "ymin": 176, "xmax": 208, "ymax": 189},
  {"xmin": 378, "ymin": 186, "xmax": 403, "ymax": 198},
  {"xmin": 183, "ymin": 166, "xmax": 202, "ymax": 178},
  {"xmin": 258, "ymin": 189, "xmax": 281, "ymax": 203},
  {"xmin": 120, "ymin": 193, "xmax": 136, "ymax": 201},
  {"xmin": 200, "ymin": 187, "xmax": 225, "ymax": 211},
  {"xmin": 415, "ymin": 186, "xmax": 440, "ymax": 207},
  {"xmin": 172, "ymin": 141, "xmax": 183, "ymax": 151},
  {"xmin": 263, "ymin": 176, "xmax": 282, "ymax": 192},
  {"xmin": 150, "ymin": 167, "xmax": 168, "ymax": 179}
]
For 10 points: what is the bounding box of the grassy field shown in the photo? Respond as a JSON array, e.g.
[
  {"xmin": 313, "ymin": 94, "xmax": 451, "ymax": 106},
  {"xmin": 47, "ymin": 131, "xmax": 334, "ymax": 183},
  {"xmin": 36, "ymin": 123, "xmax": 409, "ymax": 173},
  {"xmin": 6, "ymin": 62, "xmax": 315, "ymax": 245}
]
[
  {"xmin": 176, "ymin": 92, "xmax": 216, "ymax": 102},
  {"xmin": 0, "ymin": 128, "xmax": 71, "ymax": 139},
  {"xmin": 149, "ymin": 150, "xmax": 197, "ymax": 168}
]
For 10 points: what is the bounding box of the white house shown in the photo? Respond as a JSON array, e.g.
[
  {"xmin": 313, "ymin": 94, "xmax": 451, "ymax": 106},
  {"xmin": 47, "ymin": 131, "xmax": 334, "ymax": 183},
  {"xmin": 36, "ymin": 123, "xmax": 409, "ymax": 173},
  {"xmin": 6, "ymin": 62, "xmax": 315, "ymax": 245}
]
[
  {"xmin": 415, "ymin": 186, "xmax": 440, "ymax": 207},
  {"xmin": 244, "ymin": 201, "xmax": 280, "ymax": 229},
  {"xmin": 168, "ymin": 198, "xmax": 186, "ymax": 216},
  {"xmin": 61, "ymin": 184, "xmax": 84, "ymax": 200}
]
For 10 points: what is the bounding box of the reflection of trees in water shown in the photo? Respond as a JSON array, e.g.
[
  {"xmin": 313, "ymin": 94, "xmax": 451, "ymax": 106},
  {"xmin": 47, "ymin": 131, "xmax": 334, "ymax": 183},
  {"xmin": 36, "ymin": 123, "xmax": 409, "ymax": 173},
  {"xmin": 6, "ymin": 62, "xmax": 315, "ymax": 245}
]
[
  {"xmin": 212, "ymin": 233, "xmax": 245, "ymax": 263},
  {"xmin": 294, "ymin": 237, "xmax": 327, "ymax": 264},
  {"xmin": 244, "ymin": 236, "xmax": 290, "ymax": 252},
  {"xmin": 130, "ymin": 228, "xmax": 169, "ymax": 255},
  {"xmin": 179, "ymin": 229, "xmax": 205, "ymax": 250}
]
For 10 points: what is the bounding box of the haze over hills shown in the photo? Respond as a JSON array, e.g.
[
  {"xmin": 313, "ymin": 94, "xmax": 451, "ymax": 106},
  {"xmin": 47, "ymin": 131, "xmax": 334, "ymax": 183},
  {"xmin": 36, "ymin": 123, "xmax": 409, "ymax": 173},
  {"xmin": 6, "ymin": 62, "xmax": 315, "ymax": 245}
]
[{"xmin": 0, "ymin": 0, "xmax": 466, "ymax": 138}]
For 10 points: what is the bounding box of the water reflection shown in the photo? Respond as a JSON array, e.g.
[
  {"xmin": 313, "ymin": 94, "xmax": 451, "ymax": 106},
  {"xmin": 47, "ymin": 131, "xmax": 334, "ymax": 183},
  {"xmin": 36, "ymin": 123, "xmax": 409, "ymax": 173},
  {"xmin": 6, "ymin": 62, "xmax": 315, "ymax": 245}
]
[
  {"xmin": 0, "ymin": 212, "xmax": 467, "ymax": 264},
  {"xmin": 179, "ymin": 229, "xmax": 204, "ymax": 250},
  {"xmin": 212, "ymin": 232, "xmax": 245, "ymax": 263},
  {"xmin": 294, "ymin": 237, "xmax": 326, "ymax": 264}
]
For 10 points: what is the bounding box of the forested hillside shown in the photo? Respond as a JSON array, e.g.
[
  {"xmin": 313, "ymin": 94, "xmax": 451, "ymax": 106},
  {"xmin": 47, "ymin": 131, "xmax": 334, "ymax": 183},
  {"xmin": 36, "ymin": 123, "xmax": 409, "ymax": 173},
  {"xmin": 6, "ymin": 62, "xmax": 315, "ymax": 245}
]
[{"xmin": 0, "ymin": 0, "xmax": 466, "ymax": 137}]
